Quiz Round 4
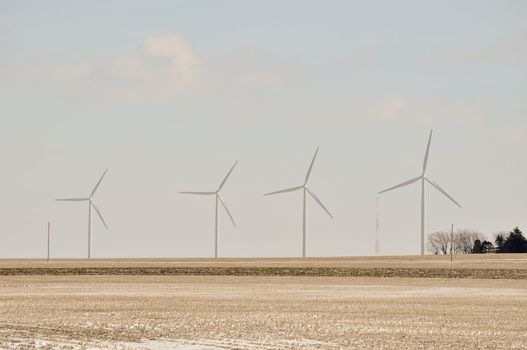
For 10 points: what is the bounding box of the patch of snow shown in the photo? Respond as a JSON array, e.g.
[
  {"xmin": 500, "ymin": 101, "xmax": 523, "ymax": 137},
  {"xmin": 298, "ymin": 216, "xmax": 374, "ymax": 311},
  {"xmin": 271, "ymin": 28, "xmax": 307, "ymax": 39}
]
[{"xmin": 2, "ymin": 337, "xmax": 339, "ymax": 350}]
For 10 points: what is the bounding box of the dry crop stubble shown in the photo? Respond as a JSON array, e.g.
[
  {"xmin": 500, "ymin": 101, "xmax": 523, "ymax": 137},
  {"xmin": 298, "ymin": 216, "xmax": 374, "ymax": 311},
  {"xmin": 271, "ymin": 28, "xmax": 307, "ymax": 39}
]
[{"xmin": 1, "ymin": 255, "xmax": 527, "ymax": 349}]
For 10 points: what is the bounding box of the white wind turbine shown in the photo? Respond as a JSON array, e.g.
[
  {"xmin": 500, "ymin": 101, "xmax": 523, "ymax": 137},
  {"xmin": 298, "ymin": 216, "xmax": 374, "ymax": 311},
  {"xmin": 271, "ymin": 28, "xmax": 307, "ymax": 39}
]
[
  {"xmin": 180, "ymin": 161, "xmax": 237, "ymax": 258},
  {"xmin": 55, "ymin": 169, "xmax": 109, "ymax": 259},
  {"xmin": 264, "ymin": 146, "xmax": 333, "ymax": 258},
  {"xmin": 378, "ymin": 130, "xmax": 461, "ymax": 255}
]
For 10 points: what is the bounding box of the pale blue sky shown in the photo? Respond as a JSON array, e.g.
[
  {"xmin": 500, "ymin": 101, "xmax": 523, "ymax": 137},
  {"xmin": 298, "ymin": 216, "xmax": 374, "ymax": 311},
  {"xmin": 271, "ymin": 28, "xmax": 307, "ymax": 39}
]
[{"xmin": 0, "ymin": 1, "xmax": 526, "ymax": 258}]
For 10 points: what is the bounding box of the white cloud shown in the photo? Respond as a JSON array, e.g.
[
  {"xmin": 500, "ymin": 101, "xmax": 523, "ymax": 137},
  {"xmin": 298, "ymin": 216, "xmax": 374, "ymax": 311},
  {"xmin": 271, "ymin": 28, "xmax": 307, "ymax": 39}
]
[
  {"xmin": 143, "ymin": 35, "xmax": 198, "ymax": 64},
  {"xmin": 19, "ymin": 63, "xmax": 92, "ymax": 82},
  {"xmin": 500, "ymin": 124, "xmax": 527, "ymax": 147},
  {"xmin": 110, "ymin": 53, "xmax": 142, "ymax": 79},
  {"xmin": 216, "ymin": 55, "xmax": 304, "ymax": 86},
  {"xmin": 441, "ymin": 33, "xmax": 527, "ymax": 65},
  {"xmin": 3, "ymin": 34, "xmax": 202, "ymax": 99},
  {"xmin": 355, "ymin": 95, "xmax": 488, "ymax": 125},
  {"xmin": 3, "ymin": 33, "xmax": 307, "ymax": 100},
  {"xmin": 109, "ymin": 34, "xmax": 200, "ymax": 84}
]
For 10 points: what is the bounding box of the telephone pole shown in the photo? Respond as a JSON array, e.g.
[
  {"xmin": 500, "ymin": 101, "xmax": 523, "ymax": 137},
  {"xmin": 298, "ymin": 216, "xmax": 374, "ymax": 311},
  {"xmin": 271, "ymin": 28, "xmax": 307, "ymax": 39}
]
[
  {"xmin": 47, "ymin": 222, "xmax": 51, "ymax": 262},
  {"xmin": 450, "ymin": 224, "xmax": 454, "ymax": 262}
]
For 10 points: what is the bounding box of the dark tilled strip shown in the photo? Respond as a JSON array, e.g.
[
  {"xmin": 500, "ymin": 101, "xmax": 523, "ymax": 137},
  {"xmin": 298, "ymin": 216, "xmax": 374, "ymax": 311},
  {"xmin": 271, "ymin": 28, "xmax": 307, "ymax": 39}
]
[{"xmin": 0, "ymin": 267, "xmax": 525, "ymax": 279}]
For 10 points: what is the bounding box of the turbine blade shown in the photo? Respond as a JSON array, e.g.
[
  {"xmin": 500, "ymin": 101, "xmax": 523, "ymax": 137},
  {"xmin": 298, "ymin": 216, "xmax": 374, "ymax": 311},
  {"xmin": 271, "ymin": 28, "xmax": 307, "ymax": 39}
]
[
  {"xmin": 305, "ymin": 187, "xmax": 333, "ymax": 219},
  {"xmin": 422, "ymin": 130, "xmax": 433, "ymax": 175},
  {"xmin": 217, "ymin": 193, "xmax": 236, "ymax": 227},
  {"xmin": 425, "ymin": 177, "xmax": 462, "ymax": 208},
  {"xmin": 217, "ymin": 161, "xmax": 238, "ymax": 192},
  {"xmin": 91, "ymin": 168, "xmax": 109, "ymax": 197},
  {"xmin": 54, "ymin": 198, "xmax": 89, "ymax": 201},
  {"xmin": 179, "ymin": 191, "xmax": 216, "ymax": 195},
  {"xmin": 304, "ymin": 146, "xmax": 319, "ymax": 185},
  {"xmin": 90, "ymin": 201, "xmax": 108, "ymax": 230},
  {"xmin": 378, "ymin": 176, "xmax": 421, "ymax": 194},
  {"xmin": 263, "ymin": 185, "xmax": 303, "ymax": 196}
]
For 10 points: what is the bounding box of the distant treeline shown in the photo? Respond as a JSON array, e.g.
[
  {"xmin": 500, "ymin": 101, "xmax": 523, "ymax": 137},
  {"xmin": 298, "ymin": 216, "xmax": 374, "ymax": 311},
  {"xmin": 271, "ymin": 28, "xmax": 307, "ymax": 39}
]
[{"xmin": 427, "ymin": 227, "xmax": 526, "ymax": 254}]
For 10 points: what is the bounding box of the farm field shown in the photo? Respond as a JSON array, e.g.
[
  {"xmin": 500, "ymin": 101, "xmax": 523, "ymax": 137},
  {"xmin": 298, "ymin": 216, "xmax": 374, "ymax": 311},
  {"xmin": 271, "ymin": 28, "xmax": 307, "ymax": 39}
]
[
  {"xmin": 1, "ymin": 254, "xmax": 527, "ymax": 279},
  {"xmin": 1, "ymin": 255, "xmax": 527, "ymax": 349}
]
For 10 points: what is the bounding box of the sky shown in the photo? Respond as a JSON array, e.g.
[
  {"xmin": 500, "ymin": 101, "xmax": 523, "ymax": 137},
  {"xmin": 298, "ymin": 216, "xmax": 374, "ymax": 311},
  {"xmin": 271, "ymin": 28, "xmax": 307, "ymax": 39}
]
[{"xmin": 0, "ymin": 0, "xmax": 526, "ymax": 258}]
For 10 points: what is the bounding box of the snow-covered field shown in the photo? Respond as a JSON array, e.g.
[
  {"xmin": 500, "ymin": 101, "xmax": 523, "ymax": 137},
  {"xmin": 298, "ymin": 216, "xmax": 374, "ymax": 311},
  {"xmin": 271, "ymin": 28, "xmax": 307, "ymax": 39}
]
[
  {"xmin": 2, "ymin": 337, "xmax": 339, "ymax": 350},
  {"xmin": 1, "ymin": 256, "xmax": 527, "ymax": 349}
]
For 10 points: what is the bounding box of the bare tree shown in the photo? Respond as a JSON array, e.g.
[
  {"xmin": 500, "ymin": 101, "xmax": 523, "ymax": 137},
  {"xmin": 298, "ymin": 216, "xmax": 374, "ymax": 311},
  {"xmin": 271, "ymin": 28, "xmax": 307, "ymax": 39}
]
[
  {"xmin": 454, "ymin": 229, "xmax": 486, "ymax": 254},
  {"xmin": 427, "ymin": 231, "xmax": 450, "ymax": 255}
]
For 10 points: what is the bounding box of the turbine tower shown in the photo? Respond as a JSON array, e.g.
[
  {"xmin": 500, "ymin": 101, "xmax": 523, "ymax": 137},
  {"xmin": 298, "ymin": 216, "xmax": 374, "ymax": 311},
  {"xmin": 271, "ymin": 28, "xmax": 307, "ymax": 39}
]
[
  {"xmin": 55, "ymin": 168, "xmax": 109, "ymax": 259},
  {"xmin": 378, "ymin": 130, "xmax": 461, "ymax": 255},
  {"xmin": 375, "ymin": 195, "xmax": 380, "ymax": 255},
  {"xmin": 264, "ymin": 146, "xmax": 333, "ymax": 258},
  {"xmin": 180, "ymin": 161, "xmax": 237, "ymax": 258}
]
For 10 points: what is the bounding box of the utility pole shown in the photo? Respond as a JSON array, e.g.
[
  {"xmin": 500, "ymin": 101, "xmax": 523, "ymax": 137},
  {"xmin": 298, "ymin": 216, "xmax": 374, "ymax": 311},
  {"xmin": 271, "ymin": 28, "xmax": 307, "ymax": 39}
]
[
  {"xmin": 450, "ymin": 224, "xmax": 454, "ymax": 262},
  {"xmin": 47, "ymin": 222, "xmax": 51, "ymax": 262}
]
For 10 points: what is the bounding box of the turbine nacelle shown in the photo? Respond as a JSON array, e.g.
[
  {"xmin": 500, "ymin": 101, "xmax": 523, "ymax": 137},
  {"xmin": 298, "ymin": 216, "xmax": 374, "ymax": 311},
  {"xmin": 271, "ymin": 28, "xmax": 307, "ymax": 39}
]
[
  {"xmin": 179, "ymin": 161, "xmax": 238, "ymax": 228},
  {"xmin": 263, "ymin": 184, "xmax": 333, "ymax": 219},
  {"xmin": 264, "ymin": 146, "xmax": 333, "ymax": 218},
  {"xmin": 54, "ymin": 168, "xmax": 109, "ymax": 230}
]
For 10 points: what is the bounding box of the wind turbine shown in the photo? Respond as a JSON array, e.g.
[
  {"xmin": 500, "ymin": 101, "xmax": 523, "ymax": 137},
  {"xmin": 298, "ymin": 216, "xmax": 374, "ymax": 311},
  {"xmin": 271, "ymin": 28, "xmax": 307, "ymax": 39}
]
[
  {"xmin": 55, "ymin": 168, "xmax": 109, "ymax": 259},
  {"xmin": 264, "ymin": 146, "xmax": 333, "ymax": 258},
  {"xmin": 378, "ymin": 130, "xmax": 461, "ymax": 255},
  {"xmin": 180, "ymin": 161, "xmax": 237, "ymax": 258}
]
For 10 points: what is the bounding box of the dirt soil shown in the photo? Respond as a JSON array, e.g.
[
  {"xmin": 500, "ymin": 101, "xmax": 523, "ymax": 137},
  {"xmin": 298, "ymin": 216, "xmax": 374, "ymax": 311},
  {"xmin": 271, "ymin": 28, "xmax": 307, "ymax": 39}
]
[{"xmin": 1, "ymin": 256, "xmax": 526, "ymax": 349}]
